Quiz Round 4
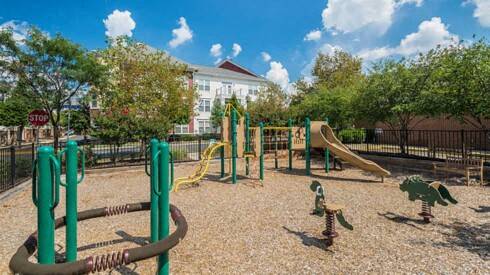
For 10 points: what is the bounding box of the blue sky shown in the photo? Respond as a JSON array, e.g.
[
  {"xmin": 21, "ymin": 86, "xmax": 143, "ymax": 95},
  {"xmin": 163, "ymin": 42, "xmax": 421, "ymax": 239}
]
[{"xmin": 1, "ymin": 0, "xmax": 490, "ymax": 88}]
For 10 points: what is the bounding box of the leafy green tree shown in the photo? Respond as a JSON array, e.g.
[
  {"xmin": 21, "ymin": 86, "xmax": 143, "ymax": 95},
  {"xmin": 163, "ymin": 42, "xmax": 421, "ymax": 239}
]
[
  {"xmin": 94, "ymin": 37, "xmax": 196, "ymax": 140},
  {"xmin": 290, "ymin": 84, "xmax": 355, "ymax": 128},
  {"xmin": 210, "ymin": 98, "xmax": 224, "ymax": 129},
  {"xmin": 430, "ymin": 40, "xmax": 490, "ymax": 129},
  {"xmin": 0, "ymin": 93, "xmax": 40, "ymax": 144},
  {"xmin": 225, "ymin": 93, "xmax": 244, "ymax": 116},
  {"xmin": 0, "ymin": 27, "xmax": 106, "ymax": 151},
  {"xmin": 247, "ymin": 83, "xmax": 289, "ymax": 126},
  {"xmin": 312, "ymin": 50, "xmax": 363, "ymax": 89},
  {"xmin": 60, "ymin": 99, "xmax": 91, "ymax": 137}
]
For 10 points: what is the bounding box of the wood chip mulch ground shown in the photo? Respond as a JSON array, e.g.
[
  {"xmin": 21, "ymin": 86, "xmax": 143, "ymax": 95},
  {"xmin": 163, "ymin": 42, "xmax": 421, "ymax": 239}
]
[{"xmin": 0, "ymin": 159, "xmax": 489, "ymax": 274}]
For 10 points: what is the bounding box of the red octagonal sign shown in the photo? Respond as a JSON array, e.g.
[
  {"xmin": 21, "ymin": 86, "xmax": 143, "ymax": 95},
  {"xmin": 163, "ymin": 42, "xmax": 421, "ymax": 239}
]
[{"xmin": 28, "ymin": 110, "xmax": 50, "ymax": 127}]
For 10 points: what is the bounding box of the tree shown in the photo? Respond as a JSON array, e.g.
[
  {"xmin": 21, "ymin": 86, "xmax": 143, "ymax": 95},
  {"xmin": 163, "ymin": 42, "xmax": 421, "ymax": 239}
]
[
  {"xmin": 290, "ymin": 84, "xmax": 356, "ymax": 128},
  {"xmin": 430, "ymin": 40, "xmax": 490, "ymax": 129},
  {"xmin": 94, "ymin": 37, "xmax": 196, "ymax": 141},
  {"xmin": 225, "ymin": 93, "xmax": 244, "ymax": 116},
  {"xmin": 210, "ymin": 98, "xmax": 224, "ymax": 130},
  {"xmin": 312, "ymin": 50, "xmax": 363, "ymax": 89},
  {"xmin": 60, "ymin": 99, "xmax": 91, "ymax": 137},
  {"xmin": 0, "ymin": 27, "xmax": 106, "ymax": 151},
  {"xmin": 354, "ymin": 55, "xmax": 438, "ymax": 153},
  {"xmin": 247, "ymin": 83, "xmax": 289, "ymax": 126},
  {"xmin": 0, "ymin": 92, "xmax": 40, "ymax": 144}
]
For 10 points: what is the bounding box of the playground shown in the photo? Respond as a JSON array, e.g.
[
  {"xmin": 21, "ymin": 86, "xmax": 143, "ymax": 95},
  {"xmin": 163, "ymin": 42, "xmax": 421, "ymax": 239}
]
[
  {"xmin": 0, "ymin": 159, "xmax": 488, "ymax": 274},
  {"xmin": 0, "ymin": 107, "xmax": 488, "ymax": 274}
]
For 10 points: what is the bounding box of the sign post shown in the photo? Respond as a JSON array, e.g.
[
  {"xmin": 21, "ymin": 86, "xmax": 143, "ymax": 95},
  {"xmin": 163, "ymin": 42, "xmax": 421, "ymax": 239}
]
[{"xmin": 29, "ymin": 110, "xmax": 50, "ymax": 146}]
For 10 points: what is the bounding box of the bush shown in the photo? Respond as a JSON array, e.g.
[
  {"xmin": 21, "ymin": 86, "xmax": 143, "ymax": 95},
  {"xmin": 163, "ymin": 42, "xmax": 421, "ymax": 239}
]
[
  {"xmin": 83, "ymin": 145, "xmax": 99, "ymax": 167},
  {"xmin": 171, "ymin": 149, "xmax": 188, "ymax": 161},
  {"xmin": 338, "ymin": 128, "xmax": 366, "ymax": 144},
  {"xmin": 15, "ymin": 158, "xmax": 32, "ymax": 179}
]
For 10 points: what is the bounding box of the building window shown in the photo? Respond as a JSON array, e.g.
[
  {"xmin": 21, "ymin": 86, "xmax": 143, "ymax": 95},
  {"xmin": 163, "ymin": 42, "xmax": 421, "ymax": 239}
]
[
  {"xmin": 198, "ymin": 120, "xmax": 211, "ymax": 134},
  {"xmin": 198, "ymin": 79, "xmax": 210, "ymax": 91},
  {"xmin": 174, "ymin": 124, "xmax": 189, "ymax": 134},
  {"xmin": 199, "ymin": 99, "xmax": 211, "ymax": 112},
  {"xmin": 248, "ymin": 85, "xmax": 259, "ymax": 95}
]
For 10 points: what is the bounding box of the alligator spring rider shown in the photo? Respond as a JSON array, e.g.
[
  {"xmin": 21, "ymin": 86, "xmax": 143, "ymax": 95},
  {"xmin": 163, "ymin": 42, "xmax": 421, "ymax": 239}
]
[
  {"xmin": 9, "ymin": 140, "xmax": 187, "ymax": 275},
  {"xmin": 310, "ymin": 181, "xmax": 353, "ymax": 247},
  {"xmin": 399, "ymin": 175, "xmax": 458, "ymax": 223}
]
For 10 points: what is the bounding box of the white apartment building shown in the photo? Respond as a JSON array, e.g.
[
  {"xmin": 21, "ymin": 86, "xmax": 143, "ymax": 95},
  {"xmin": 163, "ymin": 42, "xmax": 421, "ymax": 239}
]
[{"xmin": 174, "ymin": 60, "xmax": 269, "ymax": 135}]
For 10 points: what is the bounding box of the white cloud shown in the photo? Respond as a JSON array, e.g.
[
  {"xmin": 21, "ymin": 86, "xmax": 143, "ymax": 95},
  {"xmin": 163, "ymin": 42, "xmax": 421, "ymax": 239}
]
[
  {"xmin": 210, "ymin": 43, "xmax": 222, "ymax": 57},
  {"xmin": 304, "ymin": 29, "xmax": 322, "ymax": 41},
  {"xmin": 232, "ymin": 43, "xmax": 242, "ymax": 57},
  {"xmin": 468, "ymin": 0, "xmax": 490, "ymax": 27},
  {"xmin": 322, "ymin": 0, "xmax": 422, "ymax": 35},
  {"xmin": 214, "ymin": 58, "xmax": 223, "ymax": 65},
  {"xmin": 261, "ymin": 52, "xmax": 271, "ymax": 62},
  {"xmin": 0, "ymin": 20, "xmax": 30, "ymax": 43},
  {"xmin": 319, "ymin": 43, "xmax": 342, "ymax": 55},
  {"xmin": 103, "ymin": 10, "xmax": 136, "ymax": 38},
  {"xmin": 358, "ymin": 17, "xmax": 458, "ymax": 60},
  {"xmin": 169, "ymin": 17, "xmax": 193, "ymax": 48},
  {"xmin": 266, "ymin": 61, "xmax": 290, "ymax": 89}
]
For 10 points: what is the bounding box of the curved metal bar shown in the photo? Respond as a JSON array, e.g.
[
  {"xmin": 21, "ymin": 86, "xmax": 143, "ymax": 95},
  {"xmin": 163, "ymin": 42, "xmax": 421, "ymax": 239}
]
[
  {"xmin": 9, "ymin": 203, "xmax": 187, "ymax": 275},
  {"xmin": 49, "ymin": 155, "xmax": 61, "ymax": 209},
  {"xmin": 31, "ymin": 159, "xmax": 38, "ymax": 207}
]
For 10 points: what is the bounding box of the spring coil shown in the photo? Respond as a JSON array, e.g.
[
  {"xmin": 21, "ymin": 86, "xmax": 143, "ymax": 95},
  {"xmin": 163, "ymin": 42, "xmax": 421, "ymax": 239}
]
[
  {"xmin": 421, "ymin": 201, "xmax": 431, "ymax": 215},
  {"xmin": 106, "ymin": 204, "xmax": 130, "ymax": 216},
  {"xmin": 94, "ymin": 240, "xmax": 114, "ymax": 248},
  {"xmin": 326, "ymin": 212, "xmax": 335, "ymax": 234},
  {"xmin": 90, "ymin": 250, "xmax": 128, "ymax": 273}
]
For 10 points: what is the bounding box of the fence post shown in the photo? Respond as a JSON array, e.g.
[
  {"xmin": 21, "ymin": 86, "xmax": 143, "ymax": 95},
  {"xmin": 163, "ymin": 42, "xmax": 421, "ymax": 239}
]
[
  {"xmin": 461, "ymin": 129, "xmax": 466, "ymax": 158},
  {"xmin": 245, "ymin": 113, "xmax": 250, "ymax": 176},
  {"xmin": 10, "ymin": 146, "xmax": 15, "ymax": 187},
  {"xmin": 259, "ymin": 122, "xmax": 264, "ymax": 181},
  {"xmin": 198, "ymin": 136, "xmax": 202, "ymax": 161}
]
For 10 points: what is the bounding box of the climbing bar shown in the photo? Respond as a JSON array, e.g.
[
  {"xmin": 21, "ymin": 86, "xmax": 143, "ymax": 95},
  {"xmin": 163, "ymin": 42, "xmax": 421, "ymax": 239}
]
[
  {"xmin": 9, "ymin": 203, "xmax": 187, "ymax": 275},
  {"xmin": 263, "ymin": 126, "xmax": 291, "ymax": 130}
]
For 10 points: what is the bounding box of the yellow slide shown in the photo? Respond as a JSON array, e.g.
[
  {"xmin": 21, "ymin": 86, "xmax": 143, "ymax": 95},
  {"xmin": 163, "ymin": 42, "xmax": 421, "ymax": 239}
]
[
  {"xmin": 172, "ymin": 142, "xmax": 228, "ymax": 192},
  {"xmin": 310, "ymin": 121, "xmax": 391, "ymax": 178}
]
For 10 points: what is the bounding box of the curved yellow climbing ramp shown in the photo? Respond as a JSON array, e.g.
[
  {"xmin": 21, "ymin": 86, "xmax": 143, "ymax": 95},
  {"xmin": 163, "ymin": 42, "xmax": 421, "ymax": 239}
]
[{"xmin": 172, "ymin": 142, "xmax": 229, "ymax": 192}]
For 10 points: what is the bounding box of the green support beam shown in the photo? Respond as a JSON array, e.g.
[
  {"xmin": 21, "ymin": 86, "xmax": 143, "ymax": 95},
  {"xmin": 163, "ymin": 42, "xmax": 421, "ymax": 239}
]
[
  {"xmin": 259, "ymin": 122, "xmax": 264, "ymax": 181},
  {"xmin": 64, "ymin": 141, "xmax": 81, "ymax": 262},
  {"xmin": 305, "ymin": 117, "xmax": 311, "ymax": 176},
  {"xmin": 231, "ymin": 109, "xmax": 237, "ymax": 184},
  {"xmin": 157, "ymin": 142, "xmax": 170, "ymax": 275},
  {"xmin": 288, "ymin": 119, "xmax": 292, "ymax": 171},
  {"xmin": 245, "ymin": 112, "xmax": 250, "ymax": 176}
]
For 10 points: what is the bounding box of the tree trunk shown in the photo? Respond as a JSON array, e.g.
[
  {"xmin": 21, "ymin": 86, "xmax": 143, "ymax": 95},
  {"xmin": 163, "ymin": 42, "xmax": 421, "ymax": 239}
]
[
  {"xmin": 16, "ymin": 125, "xmax": 24, "ymax": 146},
  {"xmin": 53, "ymin": 125, "xmax": 59, "ymax": 153}
]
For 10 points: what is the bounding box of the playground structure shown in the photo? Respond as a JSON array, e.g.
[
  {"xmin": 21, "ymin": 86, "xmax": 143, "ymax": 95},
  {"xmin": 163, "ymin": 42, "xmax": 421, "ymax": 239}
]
[
  {"xmin": 9, "ymin": 140, "xmax": 187, "ymax": 275},
  {"xmin": 309, "ymin": 181, "xmax": 353, "ymax": 247},
  {"xmin": 172, "ymin": 104, "xmax": 391, "ymax": 192},
  {"xmin": 399, "ymin": 176, "xmax": 458, "ymax": 223}
]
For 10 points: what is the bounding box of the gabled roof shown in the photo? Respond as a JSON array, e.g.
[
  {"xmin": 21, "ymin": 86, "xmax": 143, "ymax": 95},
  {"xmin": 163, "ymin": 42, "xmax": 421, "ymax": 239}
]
[
  {"xmin": 189, "ymin": 63, "xmax": 268, "ymax": 83},
  {"xmin": 216, "ymin": 59, "xmax": 258, "ymax": 77}
]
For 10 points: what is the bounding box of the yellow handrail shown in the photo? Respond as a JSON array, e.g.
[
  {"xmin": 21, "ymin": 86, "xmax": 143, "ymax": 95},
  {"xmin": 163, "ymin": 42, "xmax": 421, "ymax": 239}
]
[{"xmin": 172, "ymin": 142, "xmax": 229, "ymax": 192}]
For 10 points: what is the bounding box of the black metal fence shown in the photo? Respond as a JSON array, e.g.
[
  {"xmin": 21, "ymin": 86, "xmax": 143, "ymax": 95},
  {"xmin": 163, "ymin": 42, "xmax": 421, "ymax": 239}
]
[
  {"xmin": 0, "ymin": 134, "xmax": 220, "ymax": 194},
  {"xmin": 337, "ymin": 129, "xmax": 490, "ymax": 165}
]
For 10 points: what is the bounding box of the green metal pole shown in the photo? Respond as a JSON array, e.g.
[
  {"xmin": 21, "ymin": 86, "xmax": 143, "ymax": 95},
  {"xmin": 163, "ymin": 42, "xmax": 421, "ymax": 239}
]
[
  {"xmin": 325, "ymin": 118, "xmax": 330, "ymax": 173},
  {"xmin": 288, "ymin": 119, "xmax": 292, "ymax": 171},
  {"xmin": 305, "ymin": 117, "xmax": 311, "ymax": 176},
  {"xmin": 220, "ymin": 146, "xmax": 225, "ymax": 178},
  {"xmin": 37, "ymin": 146, "xmax": 56, "ymax": 264},
  {"xmin": 274, "ymin": 131, "xmax": 278, "ymax": 169},
  {"xmin": 245, "ymin": 112, "xmax": 250, "ymax": 176},
  {"xmin": 150, "ymin": 138, "xmax": 159, "ymax": 244},
  {"xmin": 231, "ymin": 109, "xmax": 237, "ymax": 184},
  {"xmin": 157, "ymin": 142, "xmax": 170, "ymax": 275},
  {"xmin": 259, "ymin": 122, "xmax": 264, "ymax": 181},
  {"xmin": 65, "ymin": 141, "xmax": 78, "ymax": 262}
]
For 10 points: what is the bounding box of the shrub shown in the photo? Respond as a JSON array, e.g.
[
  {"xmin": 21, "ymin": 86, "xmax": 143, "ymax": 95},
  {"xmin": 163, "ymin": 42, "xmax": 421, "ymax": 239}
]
[
  {"xmin": 171, "ymin": 149, "xmax": 188, "ymax": 161},
  {"xmin": 338, "ymin": 128, "xmax": 366, "ymax": 144}
]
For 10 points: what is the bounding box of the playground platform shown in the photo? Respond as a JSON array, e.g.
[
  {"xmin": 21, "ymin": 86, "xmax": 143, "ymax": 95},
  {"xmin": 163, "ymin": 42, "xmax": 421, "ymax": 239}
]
[{"xmin": 0, "ymin": 159, "xmax": 488, "ymax": 274}]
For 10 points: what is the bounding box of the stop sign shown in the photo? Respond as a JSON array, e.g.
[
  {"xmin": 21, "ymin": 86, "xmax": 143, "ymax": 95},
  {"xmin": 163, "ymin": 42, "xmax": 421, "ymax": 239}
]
[{"xmin": 28, "ymin": 110, "xmax": 50, "ymax": 126}]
